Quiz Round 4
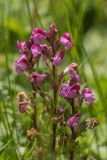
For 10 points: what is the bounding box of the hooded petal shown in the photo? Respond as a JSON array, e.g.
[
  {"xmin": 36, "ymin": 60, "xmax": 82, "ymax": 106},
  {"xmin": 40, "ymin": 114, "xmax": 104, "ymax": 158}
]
[
  {"xmin": 52, "ymin": 51, "xmax": 64, "ymax": 66},
  {"xmin": 30, "ymin": 72, "xmax": 47, "ymax": 87},
  {"xmin": 67, "ymin": 112, "xmax": 81, "ymax": 128},
  {"xmin": 32, "ymin": 28, "xmax": 48, "ymax": 43},
  {"xmin": 15, "ymin": 55, "xmax": 31, "ymax": 74},
  {"xmin": 60, "ymin": 33, "xmax": 73, "ymax": 50}
]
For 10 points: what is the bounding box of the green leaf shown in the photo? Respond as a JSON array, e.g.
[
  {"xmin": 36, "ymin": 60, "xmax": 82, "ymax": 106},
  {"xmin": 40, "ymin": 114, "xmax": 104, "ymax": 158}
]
[{"xmin": 0, "ymin": 139, "xmax": 13, "ymax": 155}]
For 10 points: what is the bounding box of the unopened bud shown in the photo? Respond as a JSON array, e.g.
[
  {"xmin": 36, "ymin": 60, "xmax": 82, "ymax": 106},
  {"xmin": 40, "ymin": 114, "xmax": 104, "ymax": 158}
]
[
  {"xmin": 36, "ymin": 148, "xmax": 44, "ymax": 157},
  {"xmin": 19, "ymin": 101, "xmax": 30, "ymax": 114},
  {"xmin": 86, "ymin": 118, "xmax": 99, "ymax": 129},
  {"xmin": 64, "ymin": 63, "xmax": 78, "ymax": 75},
  {"xmin": 52, "ymin": 115, "xmax": 64, "ymax": 124},
  {"xmin": 74, "ymin": 95, "xmax": 81, "ymax": 108},
  {"xmin": 31, "ymin": 54, "xmax": 41, "ymax": 66},
  {"xmin": 49, "ymin": 23, "xmax": 57, "ymax": 39},
  {"xmin": 16, "ymin": 92, "xmax": 27, "ymax": 102},
  {"xmin": 27, "ymin": 128, "xmax": 37, "ymax": 139}
]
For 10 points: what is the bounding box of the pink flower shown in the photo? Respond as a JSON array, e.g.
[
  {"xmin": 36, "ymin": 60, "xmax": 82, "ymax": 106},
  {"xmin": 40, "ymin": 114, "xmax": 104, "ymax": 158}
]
[
  {"xmin": 32, "ymin": 28, "xmax": 48, "ymax": 43},
  {"xmin": 64, "ymin": 63, "xmax": 78, "ymax": 74},
  {"xmin": 15, "ymin": 55, "xmax": 31, "ymax": 74},
  {"xmin": 31, "ymin": 44, "xmax": 41, "ymax": 58},
  {"xmin": 60, "ymin": 83, "xmax": 80, "ymax": 99},
  {"xmin": 19, "ymin": 101, "xmax": 30, "ymax": 114},
  {"xmin": 70, "ymin": 72, "xmax": 80, "ymax": 85},
  {"xmin": 16, "ymin": 41, "xmax": 25, "ymax": 53},
  {"xmin": 25, "ymin": 38, "xmax": 34, "ymax": 49},
  {"xmin": 40, "ymin": 44, "xmax": 52, "ymax": 53},
  {"xmin": 49, "ymin": 23, "xmax": 57, "ymax": 39},
  {"xmin": 52, "ymin": 51, "xmax": 64, "ymax": 66},
  {"xmin": 30, "ymin": 72, "xmax": 47, "ymax": 87},
  {"xmin": 60, "ymin": 33, "xmax": 73, "ymax": 50},
  {"xmin": 67, "ymin": 112, "xmax": 81, "ymax": 128},
  {"xmin": 81, "ymin": 88, "xmax": 96, "ymax": 105},
  {"xmin": 58, "ymin": 105, "xmax": 63, "ymax": 113},
  {"xmin": 40, "ymin": 44, "xmax": 52, "ymax": 60}
]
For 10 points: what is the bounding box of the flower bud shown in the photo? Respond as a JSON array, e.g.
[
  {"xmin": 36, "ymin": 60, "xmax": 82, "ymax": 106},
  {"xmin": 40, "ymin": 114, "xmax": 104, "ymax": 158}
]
[
  {"xmin": 36, "ymin": 148, "xmax": 44, "ymax": 157},
  {"xmin": 27, "ymin": 128, "xmax": 37, "ymax": 139},
  {"xmin": 64, "ymin": 63, "xmax": 78, "ymax": 75},
  {"xmin": 86, "ymin": 118, "xmax": 99, "ymax": 129},
  {"xmin": 30, "ymin": 72, "xmax": 47, "ymax": 87},
  {"xmin": 60, "ymin": 33, "xmax": 73, "ymax": 50},
  {"xmin": 19, "ymin": 101, "xmax": 30, "ymax": 114},
  {"xmin": 67, "ymin": 112, "xmax": 81, "ymax": 128},
  {"xmin": 58, "ymin": 105, "xmax": 63, "ymax": 113},
  {"xmin": 49, "ymin": 23, "xmax": 57, "ymax": 39},
  {"xmin": 52, "ymin": 115, "xmax": 64, "ymax": 124},
  {"xmin": 16, "ymin": 92, "xmax": 28, "ymax": 102},
  {"xmin": 16, "ymin": 41, "xmax": 25, "ymax": 53},
  {"xmin": 74, "ymin": 95, "xmax": 81, "ymax": 108}
]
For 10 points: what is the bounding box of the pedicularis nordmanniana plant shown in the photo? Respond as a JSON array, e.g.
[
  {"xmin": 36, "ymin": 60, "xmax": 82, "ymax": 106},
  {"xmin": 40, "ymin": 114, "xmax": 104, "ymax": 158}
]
[{"xmin": 15, "ymin": 23, "xmax": 98, "ymax": 160}]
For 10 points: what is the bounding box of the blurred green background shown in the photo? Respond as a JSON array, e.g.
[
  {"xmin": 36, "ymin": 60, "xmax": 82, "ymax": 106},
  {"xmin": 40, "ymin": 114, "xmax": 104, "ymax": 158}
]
[{"xmin": 0, "ymin": 0, "xmax": 107, "ymax": 159}]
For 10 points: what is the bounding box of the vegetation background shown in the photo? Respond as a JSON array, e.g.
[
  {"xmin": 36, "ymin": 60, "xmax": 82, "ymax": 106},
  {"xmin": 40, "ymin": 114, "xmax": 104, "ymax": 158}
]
[{"xmin": 0, "ymin": 0, "xmax": 107, "ymax": 159}]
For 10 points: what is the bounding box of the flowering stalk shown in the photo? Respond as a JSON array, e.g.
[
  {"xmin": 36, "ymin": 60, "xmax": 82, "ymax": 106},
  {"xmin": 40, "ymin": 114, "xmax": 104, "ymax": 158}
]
[
  {"xmin": 15, "ymin": 23, "xmax": 98, "ymax": 160},
  {"xmin": 51, "ymin": 39, "xmax": 57, "ymax": 153}
]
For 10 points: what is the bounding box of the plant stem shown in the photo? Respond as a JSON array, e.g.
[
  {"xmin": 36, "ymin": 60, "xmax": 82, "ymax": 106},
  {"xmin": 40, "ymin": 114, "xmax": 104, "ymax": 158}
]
[
  {"xmin": 52, "ymin": 123, "xmax": 56, "ymax": 151},
  {"xmin": 70, "ymin": 102, "xmax": 76, "ymax": 160},
  {"xmin": 70, "ymin": 150, "xmax": 74, "ymax": 160},
  {"xmin": 52, "ymin": 42, "xmax": 57, "ymax": 155},
  {"xmin": 29, "ymin": 68, "xmax": 37, "ymax": 129},
  {"xmin": 31, "ymin": 86, "xmax": 37, "ymax": 129}
]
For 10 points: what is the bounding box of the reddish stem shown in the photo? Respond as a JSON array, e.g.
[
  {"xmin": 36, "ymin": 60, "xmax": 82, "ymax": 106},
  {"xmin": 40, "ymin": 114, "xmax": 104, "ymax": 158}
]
[
  {"xmin": 31, "ymin": 85, "xmax": 37, "ymax": 129},
  {"xmin": 51, "ymin": 41, "xmax": 57, "ymax": 155},
  {"xmin": 70, "ymin": 102, "xmax": 76, "ymax": 160}
]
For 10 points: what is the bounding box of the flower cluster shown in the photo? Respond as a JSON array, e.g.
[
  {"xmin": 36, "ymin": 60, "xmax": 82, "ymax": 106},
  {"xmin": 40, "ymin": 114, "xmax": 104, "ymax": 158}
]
[
  {"xmin": 15, "ymin": 23, "xmax": 98, "ymax": 159},
  {"xmin": 60, "ymin": 63, "xmax": 96, "ymax": 128},
  {"xmin": 15, "ymin": 23, "xmax": 73, "ymax": 74}
]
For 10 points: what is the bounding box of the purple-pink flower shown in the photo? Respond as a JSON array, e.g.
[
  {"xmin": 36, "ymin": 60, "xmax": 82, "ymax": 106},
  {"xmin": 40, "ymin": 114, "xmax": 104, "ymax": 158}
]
[
  {"xmin": 49, "ymin": 23, "xmax": 57, "ymax": 39},
  {"xmin": 58, "ymin": 105, "xmax": 63, "ymax": 113},
  {"xmin": 32, "ymin": 28, "xmax": 48, "ymax": 43},
  {"xmin": 25, "ymin": 38, "xmax": 34, "ymax": 49},
  {"xmin": 81, "ymin": 88, "xmax": 96, "ymax": 105},
  {"xmin": 31, "ymin": 44, "xmax": 41, "ymax": 58},
  {"xmin": 64, "ymin": 63, "xmax": 78, "ymax": 74},
  {"xmin": 19, "ymin": 101, "xmax": 30, "ymax": 114},
  {"xmin": 60, "ymin": 83, "xmax": 80, "ymax": 99},
  {"xmin": 52, "ymin": 51, "xmax": 64, "ymax": 66},
  {"xmin": 15, "ymin": 55, "xmax": 31, "ymax": 74},
  {"xmin": 60, "ymin": 33, "xmax": 73, "ymax": 50},
  {"xmin": 30, "ymin": 72, "xmax": 47, "ymax": 87},
  {"xmin": 70, "ymin": 72, "xmax": 80, "ymax": 85},
  {"xmin": 40, "ymin": 44, "xmax": 52, "ymax": 53},
  {"xmin": 40, "ymin": 44, "xmax": 52, "ymax": 60},
  {"xmin": 67, "ymin": 112, "xmax": 81, "ymax": 128},
  {"xmin": 16, "ymin": 41, "xmax": 25, "ymax": 53}
]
